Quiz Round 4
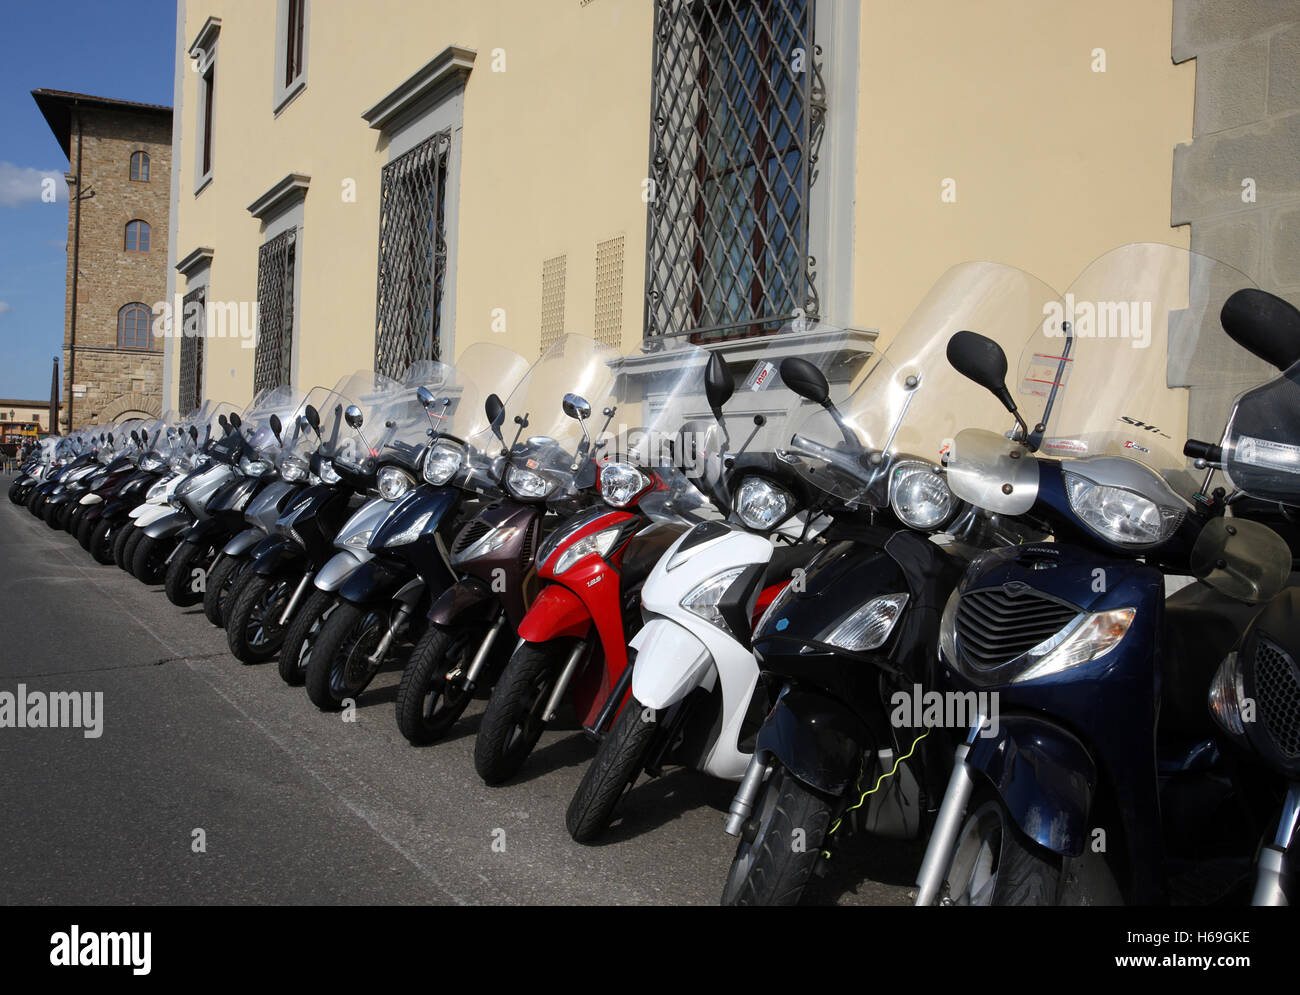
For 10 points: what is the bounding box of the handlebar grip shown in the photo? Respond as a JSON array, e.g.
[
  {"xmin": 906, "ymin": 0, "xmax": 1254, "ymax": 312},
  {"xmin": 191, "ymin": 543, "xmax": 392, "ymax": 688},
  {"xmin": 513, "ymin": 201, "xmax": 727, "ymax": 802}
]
[{"xmin": 1184, "ymin": 439, "xmax": 1223, "ymax": 463}]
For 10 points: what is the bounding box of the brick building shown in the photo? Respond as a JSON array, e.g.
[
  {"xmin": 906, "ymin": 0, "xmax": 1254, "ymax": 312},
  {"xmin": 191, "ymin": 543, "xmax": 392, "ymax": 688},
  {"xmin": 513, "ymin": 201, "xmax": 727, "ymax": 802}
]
[{"xmin": 32, "ymin": 90, "xmax": 172, "ymax": 431}]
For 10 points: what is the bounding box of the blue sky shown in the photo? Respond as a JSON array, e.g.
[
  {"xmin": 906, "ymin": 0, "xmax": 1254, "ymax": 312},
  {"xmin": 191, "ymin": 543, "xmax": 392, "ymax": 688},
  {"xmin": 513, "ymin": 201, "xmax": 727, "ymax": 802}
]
[{"xmin": 0, "ymin": 0, "xmax": 175, "ymax": 401}]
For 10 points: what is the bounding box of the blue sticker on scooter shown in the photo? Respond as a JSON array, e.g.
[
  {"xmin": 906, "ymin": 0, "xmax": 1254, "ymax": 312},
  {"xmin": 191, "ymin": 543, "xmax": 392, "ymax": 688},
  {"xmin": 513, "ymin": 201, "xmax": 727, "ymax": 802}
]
[{"xmin": 775, "ymin": 618, "xmax": 788, "ymax": 631}]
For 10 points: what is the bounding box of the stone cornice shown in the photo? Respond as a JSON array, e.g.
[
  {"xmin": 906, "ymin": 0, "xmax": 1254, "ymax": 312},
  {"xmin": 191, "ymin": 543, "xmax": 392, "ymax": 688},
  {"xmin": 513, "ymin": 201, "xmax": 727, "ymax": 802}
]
[
  {"xmin": 361, "ymin": 45, "xmax": 476, "ymax": 132},
  {"xmin": 246, "ymin": 173, "xmax": 310, "ymax": 221},
  {"xmin": 175, "ymin": 245, "xmax": 215, "ymax": 277}
]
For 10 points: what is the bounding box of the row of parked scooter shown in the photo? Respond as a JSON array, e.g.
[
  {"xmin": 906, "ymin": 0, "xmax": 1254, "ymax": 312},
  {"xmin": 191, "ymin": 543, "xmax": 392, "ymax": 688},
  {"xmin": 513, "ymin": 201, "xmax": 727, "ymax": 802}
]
[{"xmin": 10, "ymin": 243, "xmax": 1300, "ymax": 905}]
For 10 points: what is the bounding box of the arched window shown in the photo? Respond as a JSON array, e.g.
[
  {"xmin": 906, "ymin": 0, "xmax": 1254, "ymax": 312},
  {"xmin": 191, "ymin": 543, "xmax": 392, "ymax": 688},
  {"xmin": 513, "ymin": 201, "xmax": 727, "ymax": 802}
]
[
  {"xmin": 124, "ymin": 220, "xmax": 151, "ymax": 252},
  {"xmin": 118, "ymin": 303, "xmax": 153, "ymax": 349},
  {"xmin": 129, "ymin": 151, "xmax": 150, "ymax": 181}
]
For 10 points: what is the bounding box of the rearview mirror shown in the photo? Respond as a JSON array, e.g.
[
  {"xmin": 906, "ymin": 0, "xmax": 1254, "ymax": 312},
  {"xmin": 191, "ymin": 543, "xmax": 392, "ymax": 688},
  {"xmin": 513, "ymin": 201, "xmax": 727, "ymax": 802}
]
[
  {"xmin": 189, "ymin": 425, "xmax": 199, "ymax": 442},
  {"xmin": 779, "ymin": 357, "xmax": 829, "ymax": 406},
  {"xmin": 269, "ymin": 413, "xmax": 283, "ymax": 444},
  {"xmin": 229, "ymin": 413, "xmax": 242, "ymax": 430},
  {"xmin": 705, "ymin": 352, "xmax": 734, "ymax": 418},
  {"xmin": 485, "ymin": 394, "xmax": 506, "ymax": 442},
  {"xmin": 344, "ymin": 405, "xmax": 364, "ymax": 430},
  {"xmin": 218, "ymin": 414, "xmax": 229, "ymax": 433},
  {"xmin": 947, "ymin": 330, "xmax": 1016, "ymax": 413},
  {"xmin": 304, "ymin": 405, "xmax": 320, "ymax": 433},
  {"xmin": 416, "ymin": 386, "xmax": 436, "ymax": 409},
  {"xmin": 1221, "ymin": 289, "xmax": 1300, "ymax": 372},
  {"xmin": 562, "ymin": 393, "xmax": 591, "ymax": 421},
  {"xmin": 130, "ymin": 430, "xmax": 141, "ymax": 445}
]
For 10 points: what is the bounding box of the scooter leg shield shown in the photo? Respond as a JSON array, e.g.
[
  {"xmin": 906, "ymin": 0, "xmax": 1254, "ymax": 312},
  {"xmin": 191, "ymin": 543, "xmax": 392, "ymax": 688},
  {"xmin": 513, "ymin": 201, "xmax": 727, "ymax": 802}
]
[
  {"xmin": 515, "ymin": 584, "xmax": 593, "ymax": 643},
  {"xmin": 755, "ymin": 691, "xmax": 868, "ymax": 797},
  {"xmin": 221, "ymin": 527, "xmax": 264, "ymax": 559},
  {"xmin": 964, "ymin": 713, "xmax": 1096, "ymax": 858},
  {"xmin": 629, "ymin": 618, "xmax": 713, "ymax": 710},
  {"xmin": 427, "ymin": 576, "xmax": 495, "ymax": 626},
  {"xmin": 142, "ymin": 511, "xmax": 191, "ymax": 540}
]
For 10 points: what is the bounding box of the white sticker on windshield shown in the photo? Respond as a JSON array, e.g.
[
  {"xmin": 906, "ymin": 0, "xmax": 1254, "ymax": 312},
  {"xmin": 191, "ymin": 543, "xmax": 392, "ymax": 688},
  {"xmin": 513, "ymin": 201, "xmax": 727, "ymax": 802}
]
[
  {"xmin": 744, "ymin": 361, "xmax": 778, "ymax": 391},
  {"xmin": 1021, "ymin": 352, "xmax": 1072, "ymax": 399},
  {"xmin": 1235, "ymin": 435, "xmax": 1300, "ymax": 474}
]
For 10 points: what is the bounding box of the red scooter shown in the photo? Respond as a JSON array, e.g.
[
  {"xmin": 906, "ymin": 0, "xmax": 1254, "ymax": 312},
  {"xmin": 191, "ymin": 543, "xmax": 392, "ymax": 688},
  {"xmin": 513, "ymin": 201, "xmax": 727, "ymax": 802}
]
[{"xmin": 473, "ymin": 343, "xmax": 723, "ymax": 784}]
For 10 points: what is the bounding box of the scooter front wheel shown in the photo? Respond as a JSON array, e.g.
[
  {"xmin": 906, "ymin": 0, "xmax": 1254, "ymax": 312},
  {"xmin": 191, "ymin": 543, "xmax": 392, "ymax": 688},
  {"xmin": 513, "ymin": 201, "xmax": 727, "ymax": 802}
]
[
  {"xmin": 89, "ymin": 519, "xmax": 116, "ymax": 564},
  {"xmin": 203, "ymin": 553, "xmax": 248, "ymax": 627},
  {"xmin": 279, "ymin": 589, "xmax": 335, "ymax": 686},
  {"xmin": 112, "ymin": 521, "xmax": 136, "ymax": 568},
  {"xmin": 940, "ymin": 798, "xmax": 1060, "ymax": 906},
  {"xmin": 566, "ymin": 695, "xmax": 658, "ymax": 843},
  {"xmin": 226, "ymin": 573, "xmax": 295, "ymax": 664},
  {"xmin": 473, "ymin": 639, "xmax": 572, "ymax": 785},
  {"xmin": 164, "ymin": 540, "xmax": 212, "ymax": 607},
  {"xmin": 720, "ymin": 764, "xmax": 832, "ymax": 907},
  {"xmin": 305, "ymin": 601, "xmax": 388, "ymax": 711},
  {"xmin": 133, "ymin": 533, "xmax": 173, "ymax": 586},
  {"xmin": 394, "ymin": 623, "xmax": 480, "ymax": 745}
]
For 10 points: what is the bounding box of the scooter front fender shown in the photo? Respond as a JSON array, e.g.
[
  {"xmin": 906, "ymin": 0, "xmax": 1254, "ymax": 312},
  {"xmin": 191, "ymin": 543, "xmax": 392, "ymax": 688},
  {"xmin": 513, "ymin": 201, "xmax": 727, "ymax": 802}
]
[
  {"xmin": 79, "ymin": 492, "xmax": 103, "ymax": 506},
  {"xmin": 252, "ymin": 535, "xmax": 306, "ymax": 578},
  {"xmin": 427, "ymin": 576, "xmax": 496, "ymax": 627},
  {"xmin": 516, "ymin": 583, "xmax": 592, "ymax": 642},
  {"xmin": 629, "ymin": 618, "xmax": 713, "ymax": 710},
  {"xmin": 221, "ymin": 527, "xmax": 264, "ymax": 559},
  {"xmin": 757, "ymin": 690, "xmax": 867, "ymax": 797},
  {"xmin": 965, "ymin": 713, "xmax": 1096, "ymax": 858},
  {"xmin": 338, "ymin": 556, "xmax": 409, "ymax": 607},
  {"xmin": 143, "ymin": 510, "xmax": 191, "ymax": 540},
  {"xmin": 316, "ymin": 549, "xmax": 366, "ymax": 593}
]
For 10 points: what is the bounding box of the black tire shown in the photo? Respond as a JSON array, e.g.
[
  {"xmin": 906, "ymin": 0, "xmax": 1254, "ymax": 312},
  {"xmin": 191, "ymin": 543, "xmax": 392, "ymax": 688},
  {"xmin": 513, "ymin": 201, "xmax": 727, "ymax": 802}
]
[
  {"xmin": 473, "ymin": 640, "xmax": 571, "ymax": 785},
  {"xmin": 304, "ymin": 601, "xmax": 388, "ymax": 711},
  {"xmin": 89, "ymin": 518, "xmax": 116, "ymax": 564},
  {"xmin": 394, "ymin": 623, "xmax": 481, "ymax": 745},
  {"xmin": 56, "ymin": 500, "xmax": 75, "ymax": 531},
  {"xmin": 27, "ymin": 489, "xmax": 44, "ymax": 515},
  {"xmin": 566, "ymin": 694, "xmax": 658, "ymax": 843},
  {"xmin": 8, "ymin": 479, "xmax": 22, "ymax": 504},
  {"xmin": 937, "ymin": 798, "xmax": 1061, "ymax": 906},
  {"xmin": 66, "ymin": 504, "xmax": 85, "ymax": 535},
  {"xmin": 278, "ymin": 588, "xmax": 336, "ymax": 686},
  {"xmin": 76, "ymin": 513, "xmax": 97, "ymax": 551},
  {"xmin": 720, "ymin": 764, "xmax": 833, "ymax": 907},
  {"xmin": 132, "ymin": 532, "xmax": 172, "ymax": 586},
  {"xmin": 226, "ymin": 573, "xmax": 295, "ymax": 664},
  {"xmin": 42, "ymin": 498, "xmax": 61, "ymax": 527},
  {"xmin": 122, "ymin": 528, "xmax": 147, "ymax": 579},
  {"xmin": 203, "ymin": 553, "xmax": 248, "ymax": 628},
  {"xmin": 164, "ymin": 539, "xmax": 210, "ymax": 607},
  {"xmin": 112, "ymin": 521, "xmax": 136, "ymax": 568}
]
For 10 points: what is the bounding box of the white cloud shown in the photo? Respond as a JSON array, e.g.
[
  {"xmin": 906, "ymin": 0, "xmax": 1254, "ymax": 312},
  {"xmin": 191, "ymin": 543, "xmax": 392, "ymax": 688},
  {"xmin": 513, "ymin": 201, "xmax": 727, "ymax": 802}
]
[
  {"xmin": 0, "ymin": 162, "xmax": 63, "ymax": 208},
  {"xmin": 0, "ymin": 302, "xmax": 11, "ymax": 315}
]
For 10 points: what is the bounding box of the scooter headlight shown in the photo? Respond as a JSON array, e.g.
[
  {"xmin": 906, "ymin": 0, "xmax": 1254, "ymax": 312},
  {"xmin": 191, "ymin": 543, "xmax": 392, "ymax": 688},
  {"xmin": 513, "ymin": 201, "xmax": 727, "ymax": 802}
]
[
  {"xmin": 342, "ymin": 529, "xmax": 372, "ymax": 553},
  {"xmin": 146, "ymin": 478, "xmax": 171, "ymax": 502},
  {"xmin": 239, "ymin": 456, "xmax": 271, "ymax": 477},
  {"xmin": 553, "ymin": 526, "xmax": 622, "ymax": 575},
  {"xmin": 890, "ymin": 460, "xmax": 956, "ymax": 531},
  {"xmin": 423, "ymin": 442, "xmax": 463, "ymax": 486},
  {"xmin": 820, "ymin": 594, "xmax": 909, "ymax": 652},
  {"xmin": 1063, "ymin": 472, "xmax": 1183, "ymax": 548},
  {"xmin": 506, "ymin": 465, "xmax": 557, "ymax": 500},
  {"xmin": 319, "ymin": 460, "xmax": 341, "ymax": 485},
  {"xmin": 138, "ymin": 453, "xmax": 166, "ymax": 472},
  {"xmin": 1208, "ymin": 651, "xmax": 1249, "ymax": 738},
  {"xmin": 378, "ymin": 466, "xmax": 415, "ymax": 502},
  {"xmin": 681, "ymin": 567, "xmax": 746, "ymax": 636},
  {"xmin": 451, "ymin": 526, "xmax": 519, "ymax": 565},
  {"xmin": 279, "ymin": 456, "xmax": 309, "ymax": 483},
  {"xmin": 599, "ymin": 462, "xmax": 649, "ymax": 508},
  {"xmin": 735, "ymin": 477, "xmax": 793, "ymax": 531}
]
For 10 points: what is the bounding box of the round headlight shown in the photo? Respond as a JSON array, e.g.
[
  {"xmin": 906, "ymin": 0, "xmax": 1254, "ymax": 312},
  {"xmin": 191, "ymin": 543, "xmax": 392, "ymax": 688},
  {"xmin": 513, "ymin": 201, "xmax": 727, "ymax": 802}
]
[
  {"xmin": 146, "ymin": 479, "xmax": 170, "ymax": 502},
  {"xmin": 239, "ymin": 456, "xmax": 271, "ymax": 476},
  {"xmin": 423, "ymin": 442, "xmax": 464, "ymax": 486},
  {"xmin": 506, "ymin": 465, "xmax": 557, "ymax": 500},
  {"xmin": 735, "ymin": 476, "xmax": 793, "ymax": 531},
  {"xmin": 139, "ymin": 454, "xmax": 165, "ymax": 472},
  {"xmin": 378, "ymin": 466, "xmax": 415, "ymax": 501},
  {"xmin": 890, "ymin": 460, "xmax": 957, "ymax": 530},
  {"xmin": 319, "ymin": 460, "xmax": 341, "ymax": 485},
  {"xmin": 599, "ymin": 462, "xmax": 649, "ymax": 508},
  {"xmin": 1062, "ymin": 471, "xmax": 1183, "ymax": 547},
  {"xmin": 279, "ymin": 456, "xmax": 309, "ymax": 482}
]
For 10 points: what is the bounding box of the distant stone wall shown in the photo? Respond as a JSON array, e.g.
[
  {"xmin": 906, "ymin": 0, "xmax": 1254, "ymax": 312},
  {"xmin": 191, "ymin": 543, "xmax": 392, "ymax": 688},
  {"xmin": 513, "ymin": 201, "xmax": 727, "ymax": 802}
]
[
  {"xmin": 1172, "ymin": 0, "xmax": 1300, "ymax": 438},
  {"xmin": 61, "ymin": 106, "xmax": 172, "ymax": 429}
]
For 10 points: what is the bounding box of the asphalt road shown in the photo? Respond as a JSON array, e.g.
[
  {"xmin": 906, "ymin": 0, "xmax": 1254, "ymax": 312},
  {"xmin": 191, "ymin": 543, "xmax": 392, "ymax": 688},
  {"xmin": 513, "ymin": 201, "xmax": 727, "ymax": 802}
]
[{"xmin": 0, "ymin": 486, "xmax": 917, "ymax": 905}]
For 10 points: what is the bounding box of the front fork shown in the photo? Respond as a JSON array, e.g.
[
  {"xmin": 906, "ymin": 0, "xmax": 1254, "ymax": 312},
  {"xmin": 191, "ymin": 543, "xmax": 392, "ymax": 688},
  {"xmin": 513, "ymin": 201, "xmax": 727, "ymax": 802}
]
[
  {"xmin": 451, "ymin": 611, "xmax": 508, "ymax": 691},
  {"xmin": 542, "ymin": 641, "xmax": 589, "ymax": 722},
  {"xmin": 725, "ymin": 751, "xmax": 773, "ymax": 838},
  {"xmin": 914, "ymin": 719, "xmax": 984, "ymax": 906},
  {"xmin": 1253, "ymin": 783, "xmax": 1300, "ymax": 906},
  {"xmin": 277, "ymin": 571, "xmax": 316, "ymax": 626}
]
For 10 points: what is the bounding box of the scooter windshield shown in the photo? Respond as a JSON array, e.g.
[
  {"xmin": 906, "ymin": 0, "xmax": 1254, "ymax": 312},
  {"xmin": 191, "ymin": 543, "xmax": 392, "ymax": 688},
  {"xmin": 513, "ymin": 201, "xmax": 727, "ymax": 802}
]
[
  {"xmin": 1221, "ymin": 361, "xmax": 1300, "ymax": 505},
  {"xmin": 598, "ymin": 341, "xmax": 721, "ymax": 524},
  {"xmin": 297, "ymin": 371, "xmax": 407, "ymax": 471},
  {"xmin": 485, "ymin": 334, "xmax": 621, "ymax": 503},
  {"xmin": 239, "ymin": 385, "xmax": 304, "ymax": 466},
  {"xmin": 1025, "ymin": 243, "xmax": 1266, "ymax": 499},
  {"xmin": 786, "ymin": 264, "xmax": 1060, "ymax": 507}
]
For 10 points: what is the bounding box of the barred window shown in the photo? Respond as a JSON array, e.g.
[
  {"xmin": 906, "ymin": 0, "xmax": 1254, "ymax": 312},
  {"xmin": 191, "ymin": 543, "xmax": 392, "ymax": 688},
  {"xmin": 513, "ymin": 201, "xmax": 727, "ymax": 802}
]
[
  {"xmin": 374, "ymin": 130, "xmax": 450, "ymax": 377},
  {"xmin": 118, "ymin": 303, "xmax": 153, "ymax": 350},
  {"xmin": 179, "ymin": 287, "xmax": 205, "ymax": 413},
  {"xmin": 253, "ymin": 229, "xmax": 296, "ymax": 391},
  {"xmin": 645, "ymin": 0, "xmax": 824, "ymax": 342},
  {"xmin": 125, "ymin": 219, "xmax": 151, "ymax": 252},
  {"xmin": 130, "ymin": 151, "xmax": 150, "ymax": 182}
]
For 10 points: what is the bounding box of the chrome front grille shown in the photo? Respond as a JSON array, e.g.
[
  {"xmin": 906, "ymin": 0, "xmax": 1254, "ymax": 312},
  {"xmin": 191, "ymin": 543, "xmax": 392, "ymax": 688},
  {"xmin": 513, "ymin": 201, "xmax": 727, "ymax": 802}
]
[
  {"xmin": 955, "ymin": 586, "xmax": 1079, "ymax": 671},
  {"xmin": 1255, "ymin": 638, "xmax": 1300, "ymax": 761}
]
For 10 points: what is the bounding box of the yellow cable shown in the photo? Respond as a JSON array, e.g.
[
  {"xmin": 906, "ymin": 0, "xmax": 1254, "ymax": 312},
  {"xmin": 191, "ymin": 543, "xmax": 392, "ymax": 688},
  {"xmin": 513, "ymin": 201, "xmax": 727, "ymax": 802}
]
[{"xmin": 821, "ymin": 729, "xmax": 930, "ymax": 857}]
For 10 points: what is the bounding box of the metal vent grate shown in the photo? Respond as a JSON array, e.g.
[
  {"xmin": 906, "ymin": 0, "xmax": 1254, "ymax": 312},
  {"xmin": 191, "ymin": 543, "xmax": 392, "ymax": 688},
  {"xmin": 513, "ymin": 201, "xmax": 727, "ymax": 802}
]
[
  {"xmin": 179, "ymin": 286, "xmax": 205, "ymax": 413},
  {"xmin": 645, "ymin": 0, "xmax": 825, "ymax": 343},
  {"xmin": 253, "ymin": 228, "xmax": 296, "ymax": 392},
  {"xmin": 375, "ymin": 131, "xmax": 451, "ymax": 377},
  {"xmin": 520, "ymin": 520, "xmax": 536, "ymax": 568},
  {"xmin": 594, "ymin": 236, "xmax": 625, "ymax": 348},
  {"xmin": 452, "ymin": 519, "xmax": 491, "ymax": 558},
  {"xmin": 539, "ymin": 254, "xmax": 566, "ymax": 355},
  {"xmin": 955, "ymin": 587, "xmax": 1079, "ymax": 671},
  {"xmin": 1255, "ymin": 638, "xmax": 1300, "ymax": 760}
]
